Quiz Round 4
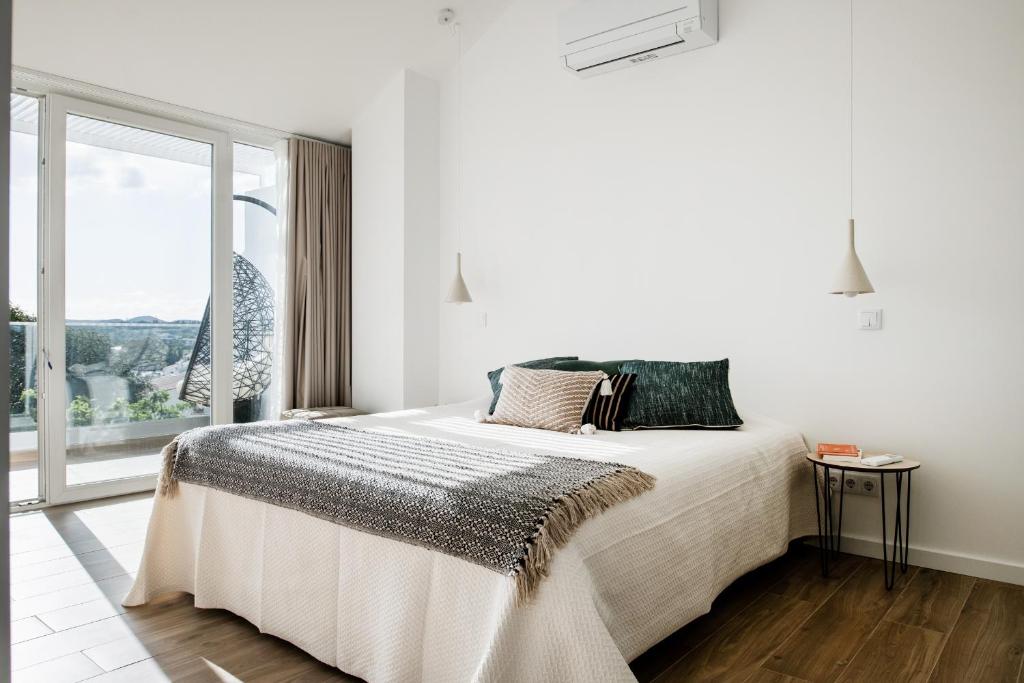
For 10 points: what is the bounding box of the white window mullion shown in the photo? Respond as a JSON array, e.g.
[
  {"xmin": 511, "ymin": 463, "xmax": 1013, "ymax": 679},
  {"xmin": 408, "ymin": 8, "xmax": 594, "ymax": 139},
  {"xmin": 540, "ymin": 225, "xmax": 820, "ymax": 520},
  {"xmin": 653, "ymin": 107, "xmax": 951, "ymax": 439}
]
[
  {"xmin": 41, "ymin": 94, "xmax": 69, "ymax": 501},
  {"xmin": 36, "ymin": 94, "xmax": 47, "ymax": 502},
  {"xmin": 211, "ymin": 139, "xmax": 234, "ymax": 425}
]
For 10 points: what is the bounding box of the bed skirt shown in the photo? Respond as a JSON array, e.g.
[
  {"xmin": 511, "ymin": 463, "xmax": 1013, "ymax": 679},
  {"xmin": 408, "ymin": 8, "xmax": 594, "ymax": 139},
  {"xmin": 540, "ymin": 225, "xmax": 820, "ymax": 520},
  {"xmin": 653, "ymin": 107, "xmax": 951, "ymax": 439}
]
[{"xmin": 124, "ymin": 483, "xmax": 650, "ymax": 681}]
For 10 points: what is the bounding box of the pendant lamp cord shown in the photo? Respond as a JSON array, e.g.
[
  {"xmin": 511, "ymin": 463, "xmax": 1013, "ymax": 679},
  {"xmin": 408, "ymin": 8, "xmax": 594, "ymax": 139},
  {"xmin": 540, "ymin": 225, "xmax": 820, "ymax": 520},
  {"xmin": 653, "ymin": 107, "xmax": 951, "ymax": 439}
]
[
  {"xmin": 850, "ymin": 0, "xmax": 854, "ymax": 219},
  {"xmin": 453, "ymin": 21, "xmax": 464, "ymax": 254}
]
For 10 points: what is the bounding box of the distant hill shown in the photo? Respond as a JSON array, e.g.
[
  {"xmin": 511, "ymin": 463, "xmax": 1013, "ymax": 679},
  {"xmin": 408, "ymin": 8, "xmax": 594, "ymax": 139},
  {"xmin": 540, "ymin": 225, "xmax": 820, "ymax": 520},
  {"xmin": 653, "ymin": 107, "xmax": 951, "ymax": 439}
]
[{"xmin": 66, "ymin": 317, "xmax": 201, "ymax": 325}]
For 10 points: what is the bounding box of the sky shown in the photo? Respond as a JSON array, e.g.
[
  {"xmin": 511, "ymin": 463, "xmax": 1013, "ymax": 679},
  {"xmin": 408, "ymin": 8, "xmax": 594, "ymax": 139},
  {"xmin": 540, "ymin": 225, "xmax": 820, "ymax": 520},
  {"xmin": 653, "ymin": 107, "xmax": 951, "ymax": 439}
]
[{"xmin": 9, "ymin": 124, "xmax": 272, "ymax": 322}]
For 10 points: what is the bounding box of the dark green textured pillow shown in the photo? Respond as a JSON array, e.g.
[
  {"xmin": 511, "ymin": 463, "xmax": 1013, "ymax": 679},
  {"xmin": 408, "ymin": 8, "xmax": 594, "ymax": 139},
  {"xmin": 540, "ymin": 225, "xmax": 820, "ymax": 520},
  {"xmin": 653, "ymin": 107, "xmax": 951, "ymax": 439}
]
[
  {"xmin": 551, "ymin": 359, "xmax": 634, "ymax": 376},
  {"xmin": 487, "ymin": 356, "xmax": 578, "ymax": 414},
  {"xmin": 621, "ymin": 359, "xmax": 743, "ymax": 429}
]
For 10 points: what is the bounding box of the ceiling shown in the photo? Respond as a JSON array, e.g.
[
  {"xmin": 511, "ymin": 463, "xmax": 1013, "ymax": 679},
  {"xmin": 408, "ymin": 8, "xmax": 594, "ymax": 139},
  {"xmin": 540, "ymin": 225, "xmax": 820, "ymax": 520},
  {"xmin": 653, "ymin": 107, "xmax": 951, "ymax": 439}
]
[{"xmin": 13, "ymin": 0, "xmax": 515, "ymax": 143}]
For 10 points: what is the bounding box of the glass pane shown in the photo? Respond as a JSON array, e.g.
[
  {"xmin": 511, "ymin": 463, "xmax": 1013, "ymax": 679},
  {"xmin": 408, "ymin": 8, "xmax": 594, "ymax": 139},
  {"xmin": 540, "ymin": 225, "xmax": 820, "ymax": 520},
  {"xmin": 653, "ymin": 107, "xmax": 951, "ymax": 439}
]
[
  {"xmin": 230, "ymin": 143, "xmax": 280, "ymax": 423},
  {"xmin": 64, "ymin": 114, "xmax": 212, "ymax": 486},
  {"xmin": 9, "ymin": 93, "xmax": 41, "ymax": 502}
]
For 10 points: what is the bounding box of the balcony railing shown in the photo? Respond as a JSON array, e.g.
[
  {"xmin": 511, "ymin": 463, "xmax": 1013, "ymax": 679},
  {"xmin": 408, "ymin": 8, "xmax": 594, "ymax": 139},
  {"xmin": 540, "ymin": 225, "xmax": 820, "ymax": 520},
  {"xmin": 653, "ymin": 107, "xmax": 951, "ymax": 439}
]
[
  {"xmin": 9, "ymin": 319, "xmax": 210, "ymax": 432},
  {"xmin": 9, "ymin": 320, "xmax": 211, "ymax": 499}
]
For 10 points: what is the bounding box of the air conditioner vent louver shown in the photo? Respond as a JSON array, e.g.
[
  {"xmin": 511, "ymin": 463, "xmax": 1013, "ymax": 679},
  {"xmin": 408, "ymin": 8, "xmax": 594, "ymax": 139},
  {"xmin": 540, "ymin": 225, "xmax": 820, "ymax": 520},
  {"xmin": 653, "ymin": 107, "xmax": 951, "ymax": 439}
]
[{"xmin": 631, "ymin": 53, "xmax": 663, "ymax": 64}]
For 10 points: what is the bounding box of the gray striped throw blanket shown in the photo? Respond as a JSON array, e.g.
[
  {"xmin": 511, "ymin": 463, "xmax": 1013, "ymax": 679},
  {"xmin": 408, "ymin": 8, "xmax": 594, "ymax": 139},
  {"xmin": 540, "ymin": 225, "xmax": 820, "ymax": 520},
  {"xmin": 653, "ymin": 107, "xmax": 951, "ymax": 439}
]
[{"xmin": 159, "ymin": 420, "xmax": 655, "ymax": 603}]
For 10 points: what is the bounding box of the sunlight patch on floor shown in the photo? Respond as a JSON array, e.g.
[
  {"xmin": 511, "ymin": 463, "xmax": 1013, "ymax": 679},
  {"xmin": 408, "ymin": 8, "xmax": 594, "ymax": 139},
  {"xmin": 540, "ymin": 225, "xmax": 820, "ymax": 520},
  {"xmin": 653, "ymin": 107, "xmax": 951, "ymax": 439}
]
[{"xmin": 204, "ymin": 657, "xmax": 244, "ymax": 681}]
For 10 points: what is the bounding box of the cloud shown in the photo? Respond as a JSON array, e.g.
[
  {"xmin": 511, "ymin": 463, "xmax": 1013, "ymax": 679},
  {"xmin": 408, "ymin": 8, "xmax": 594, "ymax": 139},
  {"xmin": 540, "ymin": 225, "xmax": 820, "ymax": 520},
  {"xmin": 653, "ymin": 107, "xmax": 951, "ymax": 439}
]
[
  {"xmin": 118, "ymin": 166, "xmax": 146, "ymax": 189},
  {"xmin": 67, "ymin": 153, "xmax": 103, "ymax": 180}
]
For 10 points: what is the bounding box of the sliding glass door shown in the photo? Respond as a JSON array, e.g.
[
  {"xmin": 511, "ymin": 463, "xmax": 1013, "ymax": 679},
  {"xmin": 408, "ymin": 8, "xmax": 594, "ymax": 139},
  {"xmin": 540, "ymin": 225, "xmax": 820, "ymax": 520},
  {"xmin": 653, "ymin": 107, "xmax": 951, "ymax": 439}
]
[
  {"xmin": 40, "ymin": 95, "xmax": 234, "ymax": 504},
  {"xmin": 60, "ymin": 113, "xmax": 216, "ymax": 489},
  {"xmin": 8, "ymin": 84, "xmax": 283, "ymax": 508}
]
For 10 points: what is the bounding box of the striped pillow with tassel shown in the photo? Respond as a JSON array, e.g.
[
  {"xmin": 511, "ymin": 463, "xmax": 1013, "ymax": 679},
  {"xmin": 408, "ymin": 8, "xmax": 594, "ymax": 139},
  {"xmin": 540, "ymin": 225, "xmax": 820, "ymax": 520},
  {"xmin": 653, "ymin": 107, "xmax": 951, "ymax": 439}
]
[{"xmin": 584, "ymin": 374, "xmax": 637, "ymax": 432}]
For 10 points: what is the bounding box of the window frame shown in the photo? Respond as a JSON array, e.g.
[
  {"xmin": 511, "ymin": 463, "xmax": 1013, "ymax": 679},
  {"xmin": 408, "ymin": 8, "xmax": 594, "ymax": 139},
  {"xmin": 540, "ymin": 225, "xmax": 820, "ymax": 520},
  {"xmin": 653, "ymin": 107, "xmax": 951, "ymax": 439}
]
[{"xmin": 9, "ymin": 73, "xmax": 286, "ymax": 509}]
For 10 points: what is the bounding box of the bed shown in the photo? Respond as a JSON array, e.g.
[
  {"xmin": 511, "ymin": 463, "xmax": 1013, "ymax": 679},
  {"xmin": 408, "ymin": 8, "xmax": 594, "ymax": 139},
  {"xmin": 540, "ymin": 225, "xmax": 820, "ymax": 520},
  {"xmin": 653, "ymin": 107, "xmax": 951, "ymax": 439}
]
[{"xmin": 124, "ymin": 397, "xmax": 816, "ymax": 682}]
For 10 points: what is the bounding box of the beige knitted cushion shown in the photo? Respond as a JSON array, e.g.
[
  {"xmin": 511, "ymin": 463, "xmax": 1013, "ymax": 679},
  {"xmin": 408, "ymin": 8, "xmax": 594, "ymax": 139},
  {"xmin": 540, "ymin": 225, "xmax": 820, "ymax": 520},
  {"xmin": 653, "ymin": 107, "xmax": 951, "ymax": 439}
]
[{"xmin": 489, "ymin": 366, "xmax": 605, "ymax": 434}]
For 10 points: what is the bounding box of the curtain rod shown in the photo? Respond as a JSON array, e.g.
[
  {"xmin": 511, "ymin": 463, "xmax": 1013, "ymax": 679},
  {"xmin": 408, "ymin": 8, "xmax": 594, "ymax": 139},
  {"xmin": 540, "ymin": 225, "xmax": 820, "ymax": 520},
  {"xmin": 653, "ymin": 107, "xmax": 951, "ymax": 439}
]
[{"xmin": 292, "ymin": 133, "xmax": 351, "ymax": 150}]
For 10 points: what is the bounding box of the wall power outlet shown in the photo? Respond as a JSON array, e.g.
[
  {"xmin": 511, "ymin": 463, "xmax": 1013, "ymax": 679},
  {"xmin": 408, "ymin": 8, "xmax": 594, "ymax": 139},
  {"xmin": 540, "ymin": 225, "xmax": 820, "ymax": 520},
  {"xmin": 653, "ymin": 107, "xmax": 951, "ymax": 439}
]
[
  {"xmin": 828, "ymin": 472, "xmax": 880, "ymax": 497},
  {"xmin": 858, "ymin": 475, "xmax": 879, "ymax": 497}
]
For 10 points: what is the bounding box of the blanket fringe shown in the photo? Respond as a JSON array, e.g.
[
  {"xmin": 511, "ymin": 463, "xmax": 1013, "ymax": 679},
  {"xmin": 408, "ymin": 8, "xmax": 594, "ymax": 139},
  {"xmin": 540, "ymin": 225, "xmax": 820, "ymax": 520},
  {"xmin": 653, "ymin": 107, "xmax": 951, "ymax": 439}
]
[
  {"xmin": 158, "ymin": 436, "xmax": 181, "ymax": 498},
  {"xmin": 513, "ymin": 467, "xmax": 656, "ymax": 606}
]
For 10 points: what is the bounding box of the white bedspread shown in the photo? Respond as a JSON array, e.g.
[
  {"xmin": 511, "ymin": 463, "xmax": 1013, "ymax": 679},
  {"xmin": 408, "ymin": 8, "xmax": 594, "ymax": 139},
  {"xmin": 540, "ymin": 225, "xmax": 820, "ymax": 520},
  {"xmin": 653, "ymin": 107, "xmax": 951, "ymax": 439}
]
[{"xmin": 125, "ymin": 399, "xmax": 816, "ymax": 682}]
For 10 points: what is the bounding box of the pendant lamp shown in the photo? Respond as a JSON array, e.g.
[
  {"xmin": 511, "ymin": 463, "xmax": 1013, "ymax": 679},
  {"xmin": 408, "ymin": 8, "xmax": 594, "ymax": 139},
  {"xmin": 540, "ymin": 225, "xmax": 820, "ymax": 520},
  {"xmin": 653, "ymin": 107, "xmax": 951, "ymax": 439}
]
[
  {"xmin": 830, "ymin": 0, "xmax": 874, "ymax": 297},
  {"xmin": 442, "ymin": 9, "xmax": 473, "ymax": 304},
  {"xmin": 446, "ymin": 252, "xmax": 472, "ymax": 303},
  {"xmin": 830, "ymin": 219, "xmax": 874, "ymax": 297}
]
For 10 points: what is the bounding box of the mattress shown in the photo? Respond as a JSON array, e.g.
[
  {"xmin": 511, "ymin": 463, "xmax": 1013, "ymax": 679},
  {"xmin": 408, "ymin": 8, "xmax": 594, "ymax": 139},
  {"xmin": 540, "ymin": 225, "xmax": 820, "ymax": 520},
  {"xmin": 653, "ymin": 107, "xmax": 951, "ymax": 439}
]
[{"xmin": 124, "ymin": 398, "xmax": 816, "ymax": 682}]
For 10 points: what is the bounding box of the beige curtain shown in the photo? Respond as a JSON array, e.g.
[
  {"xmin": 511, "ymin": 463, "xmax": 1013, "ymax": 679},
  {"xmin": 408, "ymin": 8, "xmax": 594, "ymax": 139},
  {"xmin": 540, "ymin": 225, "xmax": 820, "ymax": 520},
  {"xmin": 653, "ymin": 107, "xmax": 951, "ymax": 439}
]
[{"xmin": 282, "ymin": 138, "xmax": 352, "ymax": 410}]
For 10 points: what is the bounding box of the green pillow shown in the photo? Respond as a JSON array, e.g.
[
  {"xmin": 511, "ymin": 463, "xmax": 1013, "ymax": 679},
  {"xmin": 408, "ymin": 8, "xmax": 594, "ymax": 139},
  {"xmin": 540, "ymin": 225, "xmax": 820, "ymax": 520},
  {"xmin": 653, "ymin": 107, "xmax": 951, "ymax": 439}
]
[
  {"xmin": 487, "ymin": 356, "xmax": 578, "ymax": 414},
  {"xmin": 621, "ymin": 359, "xmax": 743, "ymax": 429},
  {"xmin": 551, "ymin": 359, "xmax": 634, "ymax": 376}
]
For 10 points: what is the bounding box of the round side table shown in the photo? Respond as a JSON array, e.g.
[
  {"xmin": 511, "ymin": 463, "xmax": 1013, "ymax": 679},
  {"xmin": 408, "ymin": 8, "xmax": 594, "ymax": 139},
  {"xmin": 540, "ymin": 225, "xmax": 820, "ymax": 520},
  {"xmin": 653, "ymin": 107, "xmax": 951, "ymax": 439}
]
[{"xmin": 806, "ymin": 452, "xmax": 921, "ymax": 590}]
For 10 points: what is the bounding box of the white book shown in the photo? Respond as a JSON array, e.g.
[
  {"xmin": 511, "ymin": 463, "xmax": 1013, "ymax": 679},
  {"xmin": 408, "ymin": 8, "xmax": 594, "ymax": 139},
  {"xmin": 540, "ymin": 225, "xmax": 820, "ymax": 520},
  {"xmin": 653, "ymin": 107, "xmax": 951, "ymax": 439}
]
[
  {"xmin": 821, "ymin": 453, "xmax": 862, "ymax": 465},
  {"xmin": 861, "ymin": 454, "xmax": 904, "ymax": 467}
]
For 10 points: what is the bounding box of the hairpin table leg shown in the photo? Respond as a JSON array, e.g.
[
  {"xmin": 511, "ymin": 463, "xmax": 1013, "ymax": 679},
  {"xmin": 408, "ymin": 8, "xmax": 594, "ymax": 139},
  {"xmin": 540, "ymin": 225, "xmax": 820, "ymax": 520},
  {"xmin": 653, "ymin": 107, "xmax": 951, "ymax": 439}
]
[
  {"xmin": 881, "ymin": 470, "xmax": 912, "ymax": 590},
  {"xmin": 814, "ymin": 464, "xmax": 826, "ymax": 577},
  {"xmin": 813, "ymin": 463, "xmax": 846, "ymax": 578}
]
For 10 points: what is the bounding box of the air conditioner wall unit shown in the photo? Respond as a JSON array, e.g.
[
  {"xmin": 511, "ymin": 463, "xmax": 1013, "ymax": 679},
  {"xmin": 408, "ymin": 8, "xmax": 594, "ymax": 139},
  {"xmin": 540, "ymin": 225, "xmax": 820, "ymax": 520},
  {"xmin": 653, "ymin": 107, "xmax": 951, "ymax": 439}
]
[{"xmin": 558, "ymin": 0, "xmax": 718, "ymax": 77}]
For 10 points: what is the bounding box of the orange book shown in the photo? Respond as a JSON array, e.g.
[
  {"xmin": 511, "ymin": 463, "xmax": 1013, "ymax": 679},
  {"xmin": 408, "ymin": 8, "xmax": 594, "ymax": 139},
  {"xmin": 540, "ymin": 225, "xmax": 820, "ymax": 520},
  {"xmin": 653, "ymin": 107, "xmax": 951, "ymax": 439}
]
[{"xmin": 817, "ymin": 443, "xmax": 859, "ymax": 456}]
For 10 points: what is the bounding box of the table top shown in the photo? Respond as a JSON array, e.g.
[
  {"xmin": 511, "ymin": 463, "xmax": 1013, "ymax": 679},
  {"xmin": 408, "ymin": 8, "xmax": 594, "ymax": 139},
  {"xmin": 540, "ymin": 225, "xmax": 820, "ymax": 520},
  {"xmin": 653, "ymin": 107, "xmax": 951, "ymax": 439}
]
[{"xmin": 806, "ymin": 452, "xmax": 921, "ymax": 473}]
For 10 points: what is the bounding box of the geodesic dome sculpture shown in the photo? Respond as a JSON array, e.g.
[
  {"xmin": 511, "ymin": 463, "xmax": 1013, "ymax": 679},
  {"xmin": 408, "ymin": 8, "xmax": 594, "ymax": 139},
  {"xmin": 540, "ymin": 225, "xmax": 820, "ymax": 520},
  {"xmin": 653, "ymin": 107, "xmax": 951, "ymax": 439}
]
[{"xmin": 180, "ymin": 252, "xmax": 274, "ymax": 408}]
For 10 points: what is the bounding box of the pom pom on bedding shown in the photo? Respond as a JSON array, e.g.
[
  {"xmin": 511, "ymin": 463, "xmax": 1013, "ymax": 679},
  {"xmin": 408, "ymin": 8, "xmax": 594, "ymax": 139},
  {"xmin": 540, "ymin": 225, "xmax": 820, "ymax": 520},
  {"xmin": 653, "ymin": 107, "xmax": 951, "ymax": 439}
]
[
  {"xmin": 474, "ymin": 409, "xmax": 488, "ymax": 423},
  {"xmin": 580, "ymin": 423, "xmax": 597, "ymax": 435}
]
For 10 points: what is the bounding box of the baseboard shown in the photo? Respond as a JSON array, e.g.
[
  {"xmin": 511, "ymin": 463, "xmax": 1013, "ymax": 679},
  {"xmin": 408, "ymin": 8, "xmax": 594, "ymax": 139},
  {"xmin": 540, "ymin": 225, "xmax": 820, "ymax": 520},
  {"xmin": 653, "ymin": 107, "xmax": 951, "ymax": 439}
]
[{"xmin": 806, "ymin": 534, "xmax": 1024, "ymax": 586}]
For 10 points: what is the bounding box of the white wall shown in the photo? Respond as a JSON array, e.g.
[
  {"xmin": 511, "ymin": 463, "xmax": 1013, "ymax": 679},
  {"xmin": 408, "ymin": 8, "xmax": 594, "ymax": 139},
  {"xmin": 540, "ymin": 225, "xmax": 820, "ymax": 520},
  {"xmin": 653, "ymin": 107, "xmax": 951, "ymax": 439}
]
[
  {"xmin": 436, "ymin": 0, "xmax": 1024, "ymax": 580},
  {"xmin": 403, "ymin": 73, "xmax": 441, "ymax": 411},
  {"xmin": 353, "ymin": 73, "xmax": 406, "ymax": 412},
  {"xmin": 353, "ymin": 70, "xmax": 440, "ymax": 413}
]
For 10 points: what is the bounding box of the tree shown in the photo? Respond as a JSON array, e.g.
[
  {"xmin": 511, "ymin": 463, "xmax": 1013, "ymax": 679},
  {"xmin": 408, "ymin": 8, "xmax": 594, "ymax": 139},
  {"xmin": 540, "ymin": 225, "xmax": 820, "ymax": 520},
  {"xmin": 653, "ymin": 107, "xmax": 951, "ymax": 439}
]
[
  {"xmin": 68, "ymin": 395, "xmax": 95, "ymax": 427},
  {"xmin": 66, "ymin": 327, "xmax": 111, "ymax": 366},
  {"xmin": 9, "ymin": 324, "xmax": 27, "ymax": 413},
  {"xmin": 9, "ymin": 303, "xmax": 36, "ymax": 322},
  {"xmin": 110, "ymin": 333, "xmax": 169, "ymax": 375},
  {"xmin": 9, "ymin": 304, "xmax": 36, "ymax": 415},
  {"xmin": 20, "ymin": 388, "xmax": 37, "ymax": 422},
  {"xmin": 126, "ymin": 390, "xmax": 185, "ymax": 422}
]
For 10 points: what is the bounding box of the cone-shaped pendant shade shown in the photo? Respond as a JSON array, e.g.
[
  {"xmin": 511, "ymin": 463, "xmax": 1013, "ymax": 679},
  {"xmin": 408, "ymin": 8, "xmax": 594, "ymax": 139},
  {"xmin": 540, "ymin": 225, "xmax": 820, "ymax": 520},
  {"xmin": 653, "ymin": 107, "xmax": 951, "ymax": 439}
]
[
  {"xmin": 830, "ymin": 219, "xmax": 874, "ymax": 297},
  {"xmin": 445, "ymin": 252, "xmax": 473, "ymax": 304}
]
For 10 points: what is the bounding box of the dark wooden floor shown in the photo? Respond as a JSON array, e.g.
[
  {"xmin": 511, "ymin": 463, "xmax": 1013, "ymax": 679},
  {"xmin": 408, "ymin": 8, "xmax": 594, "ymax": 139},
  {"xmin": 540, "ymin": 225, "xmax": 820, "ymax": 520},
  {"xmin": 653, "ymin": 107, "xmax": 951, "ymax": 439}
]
[
  {"xmin": 630, "ymin": 544, "xmax": 1024, "ymax": 683},
  {"xmin": 9, "ymin": 494, "xmax": 1024, "ymax": 682}
]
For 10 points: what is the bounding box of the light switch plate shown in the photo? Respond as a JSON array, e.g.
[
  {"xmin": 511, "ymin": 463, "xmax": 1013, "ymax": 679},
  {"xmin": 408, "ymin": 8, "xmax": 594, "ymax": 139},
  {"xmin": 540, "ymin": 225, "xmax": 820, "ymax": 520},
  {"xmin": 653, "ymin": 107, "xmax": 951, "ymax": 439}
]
[{"xmin": 858, "ymin": 308, "xmax": 883, "ymax": 330}]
